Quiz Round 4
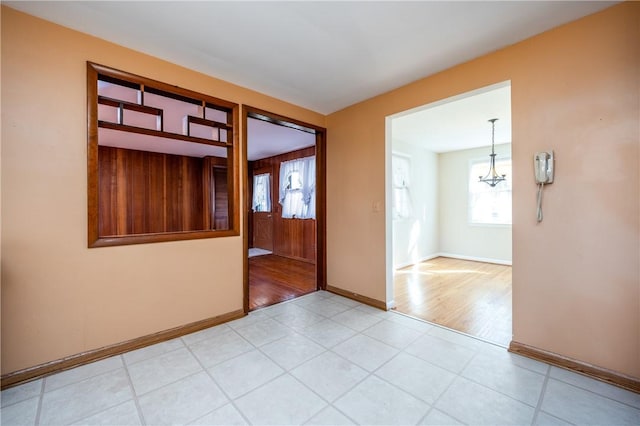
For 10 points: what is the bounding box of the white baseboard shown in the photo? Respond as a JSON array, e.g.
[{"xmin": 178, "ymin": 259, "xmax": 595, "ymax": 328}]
[
  {"xmin": 394, "ymin": 253, "xmax": 512, "ymax": 269},
  {"xmin": 393, "ymin": 253, "xmax": 440, "ymax": 270},
  {"xmin": 437, "ymin": 252, "xmax": 512, "ymax": 266}
]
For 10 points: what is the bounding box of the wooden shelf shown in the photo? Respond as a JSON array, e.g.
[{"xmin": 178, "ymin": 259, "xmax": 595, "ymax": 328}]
[
  {"xmin": 184, "ymin": 115, "xmax": 232, "ymax": 142},
  {"xmin": 98, "ymin": 121, "xmax": 230, "ymax": 148},
  {"xmin": 98, "ymin": 96, "xmax": 162, "ymax": 116},
  {"xmin": 98, "ymin": 95, "xmax": 163, "ymax": 131},
  {"xmin": 185, "ymin": 115, "xmax": 232, "ymax": 131}
]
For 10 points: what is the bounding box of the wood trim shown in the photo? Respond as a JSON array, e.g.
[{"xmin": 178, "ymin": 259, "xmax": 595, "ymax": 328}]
[
  {"xmin": 244, "ymin": 105, "xmax": 326, "ymax": 134},
  {"xmin": 87, "ymin": 62, "xmax": 100, "ymax": 247},
  {"xmin": 509, "ymin": 341, "xmax": 640, "ymax": 393},
  {"xmin": 90, "ymin": 228, "xmax": 239, "ymax": 248},
  {"xmin": 229, "ymin": 104, "xmax": 241, "ymax": 235},
  {"xmin": 247, "ymin": 111, "xmax": 318, "ymax": 134},
  {"xmin": 326, "ymin": 285, "xmax": 388, "ymax": 311},
  {"xmin": 315, "ymin": 128, "xmax": 327, "ymax": 290},
  {"xmin": 1, "ymin": 309, "xmax": 245, "ymax": 390},
  {"xmin": 242, "ymin": 106, "xmax": 250, "ymax": 313}
]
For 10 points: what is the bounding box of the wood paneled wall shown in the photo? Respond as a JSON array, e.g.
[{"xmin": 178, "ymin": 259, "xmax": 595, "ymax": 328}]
[
  {"xmin": 250, "ymin": 146, "xmax": 316, "ymax": 263},
  {"xmin": 98, "ymin": 146, "xmax": 228, "ymax": 236}
]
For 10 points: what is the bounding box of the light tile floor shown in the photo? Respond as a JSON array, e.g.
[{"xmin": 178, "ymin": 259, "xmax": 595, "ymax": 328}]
[{"xmin": 2, "ymin": 290, "xmax": 639, "ymax": 425}]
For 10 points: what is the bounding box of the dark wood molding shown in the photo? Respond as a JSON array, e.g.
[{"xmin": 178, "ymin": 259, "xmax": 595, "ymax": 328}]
[
  {"xmin": 509, "ymin": 341, "xmax": 640, "ymax": 394},
  {"xmin": 245, "ymin": 107, "xmax": 322, "ymax": 134},
  {"xmin": 315, "ymin": 129, "xmax": 327, "ymax": 291},
  {"xmin": 1, "ymin": 309, "xmax": 245, "ymax": 390},
  {"xmin": 326, "ymin": 285, "xmax": 388, "ymax": 311},
  {"xmin": 242, "ymin": 106, "xmax": 250, "ymax": 313},
  {"xmin": 242, "ymin": 106, "xmax": 327, "ymax": 312},
  {"xmin": 91, "ymin": 229, "xmax": 239, "ymax": 248}
]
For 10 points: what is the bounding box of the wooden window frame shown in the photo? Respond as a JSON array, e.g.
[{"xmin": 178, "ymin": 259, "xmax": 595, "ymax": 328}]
[{"xmin": 87, "ymin": 62, "xmax": 240, "ymax": 247}]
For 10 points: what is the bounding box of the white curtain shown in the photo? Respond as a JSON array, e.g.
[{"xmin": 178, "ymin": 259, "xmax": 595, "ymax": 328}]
[
  {"xmin": 252, "ymin": 173, "xmax": 271, "ymax": 212},
  {"xmin": 279, "ymin": 155, "xmax": 315, "ymax": 219},
  {"xmin": 392, "ymin": 154, "xmax": 412, "ymax": 219}
]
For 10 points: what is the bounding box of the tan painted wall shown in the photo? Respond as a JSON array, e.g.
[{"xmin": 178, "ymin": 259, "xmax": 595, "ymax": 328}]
[
  {"xmin": 0, "ymin": 7, "xmax": 324, "ymax": 374},
  {"xmin": 327, "ymin": 2, "xmax": 639, "ymax": 378},
  {"xmin": 2, "ymin": 3, "xmax": 639, "ymax": 381}
]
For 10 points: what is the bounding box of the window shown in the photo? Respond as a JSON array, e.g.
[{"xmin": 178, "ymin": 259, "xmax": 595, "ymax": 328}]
[
  {"xmin": 469, "ymin": 157, "xmax": 512, "ymax": 225},
  {"xmin": 279, "ymin": 156, "xmax": 315, "ymax": 219},
  {"xmin": 252, "ymin": 173, "xmax": 271, "ymax": 212},
  {"xmin": 87, "ymin": 62, "xmax": 239, "ymax": 247},
  {"xmin": 392, "ymin": 154, "xmax": 412, "ymax": 220}
]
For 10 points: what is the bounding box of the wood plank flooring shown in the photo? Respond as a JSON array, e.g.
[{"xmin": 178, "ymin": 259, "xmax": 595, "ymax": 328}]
[
  {"xmin": 249, "ymin": 254, "xmax": 316, "ymax": 310},
  {"xmin": 394, "ymin": 257, "xmax": 512, "ymax": 346}
]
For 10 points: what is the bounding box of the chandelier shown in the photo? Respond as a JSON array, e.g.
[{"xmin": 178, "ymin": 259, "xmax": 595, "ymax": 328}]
[{"xmin": 478, "ymin": 118, "xmax": 506, "ymax": 187}]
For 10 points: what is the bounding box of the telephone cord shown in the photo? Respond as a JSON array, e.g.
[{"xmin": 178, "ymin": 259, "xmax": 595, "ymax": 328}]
[{"xmin": 536, "ymin": 182, "xmax": 544, "ymax": 222}]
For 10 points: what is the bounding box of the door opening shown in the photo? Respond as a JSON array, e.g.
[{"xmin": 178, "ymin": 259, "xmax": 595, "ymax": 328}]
[
  {"xmin": 243, "ymin": 107, "xmax": 326, "ymax": 312},
  {"xmin": 385, "ymin": 82, "xmax": 513, "ymax": 346}
]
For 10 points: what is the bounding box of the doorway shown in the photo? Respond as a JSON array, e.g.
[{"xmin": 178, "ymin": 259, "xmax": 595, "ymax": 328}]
[
  {"xmin": 385, "ymin": 82, "xmax": 513, "ymax": 346},
  {"xmin": 243, "ymin": 107, "xmax": 326, "ymax": 312}
]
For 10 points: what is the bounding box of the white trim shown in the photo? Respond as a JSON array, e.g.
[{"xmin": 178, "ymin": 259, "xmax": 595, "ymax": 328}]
[
  {"xmin": 394, "ymin": 253, "xmax": 440, "ymax": 270},
  {"xmin": 384, "ymin": 115, "xmax": 395, "ymax": 308},
  {"xmin": 387, "ymin": 80, "xmax": 512, "ymax": 121},
  {"xmin": 395, "ymin": 253, "xmax": 511, "ymax": 268},
  {"xmin": 437, "ymin": 252, "xmax": 512, "ymax": 266}
]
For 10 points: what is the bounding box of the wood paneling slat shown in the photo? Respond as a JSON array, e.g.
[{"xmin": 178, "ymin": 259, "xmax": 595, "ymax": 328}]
[
  {"xmin": 213, "ymin": 167, "xmax": 229, "ymax": 230},
  {"xmin": 98, "ymin": 146, "xmax": 210, "ymax": 236},
  {"xmin": 250, "ymin": 146, "xmax": 316, "ymax": 263}
]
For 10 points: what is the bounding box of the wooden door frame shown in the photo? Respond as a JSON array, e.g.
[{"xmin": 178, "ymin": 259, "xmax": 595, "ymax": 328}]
[{"xmin": 242, "ymin": 106, "xmax": 327, "ymax": 313}]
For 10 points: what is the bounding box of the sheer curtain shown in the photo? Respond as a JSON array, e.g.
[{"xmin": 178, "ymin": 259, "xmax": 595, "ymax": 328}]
[
  {"xmin": 279, "ymin": 155, "xmax": 315, "ymax": 219},
  {"xmin": 392, "ymin": 154, "xmax": 412, "ymax": 219},
  {"xmin": 252, "ymin": 173, "xmax": 271, "ymax": 212}
]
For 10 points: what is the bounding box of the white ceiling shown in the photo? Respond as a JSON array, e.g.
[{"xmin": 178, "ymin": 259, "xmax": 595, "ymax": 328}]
[
  {"xmin": 392, "ymin": 82, "xmax": 511, "ymax": 153},
  {"xmin": 247, "ymin": 118, "xmax": 316, "ymax": 161},
  {"xmin": 6, "ymin": 1, "xmax": 616, "ymax": 115}
]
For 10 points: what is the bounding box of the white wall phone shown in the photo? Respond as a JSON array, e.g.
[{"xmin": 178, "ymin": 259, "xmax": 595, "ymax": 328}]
[{"xmin": 534, "ymin": 151, "xmax": 554, "ymax": 222}]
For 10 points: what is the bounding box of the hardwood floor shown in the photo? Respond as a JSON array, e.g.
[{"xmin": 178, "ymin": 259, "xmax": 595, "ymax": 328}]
[
  {"xmin": 394, "ymin": 257, "xmax": 512, "ymax": 346},
  {"xmin": 249, "ymin": 254, "xmax": 316, "ymax": 310}
]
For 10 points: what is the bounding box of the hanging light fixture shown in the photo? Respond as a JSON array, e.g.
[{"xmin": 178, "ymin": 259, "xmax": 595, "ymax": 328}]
[{"xmin": 478, "ymin": 118, "xmax": 506, "ymax": 187}]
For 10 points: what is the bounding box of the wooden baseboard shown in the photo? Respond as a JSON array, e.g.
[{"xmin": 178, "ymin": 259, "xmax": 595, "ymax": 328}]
[
  {"xmin": 509, "ymin": 341, "xmax": 640, "ymax": 394},
  {"xmin": 1, "ymin": 309, "xmax": 245, "ymax": 390},
  {"xmin": 326, "ymin": 285, "xmax": 388, "ymax": 310}
]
